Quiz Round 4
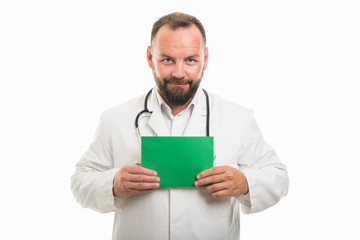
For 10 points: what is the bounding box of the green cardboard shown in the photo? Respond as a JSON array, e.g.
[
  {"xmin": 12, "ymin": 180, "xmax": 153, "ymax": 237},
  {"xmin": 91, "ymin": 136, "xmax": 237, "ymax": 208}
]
[{"xmin": 141, "ymin": 136, "xmax": 213, "ymax": 187}]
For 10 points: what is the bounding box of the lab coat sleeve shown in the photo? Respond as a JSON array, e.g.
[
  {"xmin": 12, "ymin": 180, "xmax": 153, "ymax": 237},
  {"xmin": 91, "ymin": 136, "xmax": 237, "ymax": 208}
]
[
  {"xmin": 238, "ymin": 112, "xmax": 289, "ymax": 214},
  {"xmin": 71, "ymin": 113, "xmax": 128, "ymax": 213}
]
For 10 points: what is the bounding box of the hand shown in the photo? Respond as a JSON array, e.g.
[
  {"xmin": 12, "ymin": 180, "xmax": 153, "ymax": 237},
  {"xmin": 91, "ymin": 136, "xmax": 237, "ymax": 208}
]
[
  {"xmin": 194, "ymin": 166, "xmax": 249, "ymax": 198},
  {"xmin": 113, "ymin": 166, "xmax": 160, "ymax": 198}
]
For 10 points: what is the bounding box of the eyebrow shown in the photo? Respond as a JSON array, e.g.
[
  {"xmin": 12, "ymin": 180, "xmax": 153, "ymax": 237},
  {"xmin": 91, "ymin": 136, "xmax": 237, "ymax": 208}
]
[
  {"xmin": 159, "ymin": 54, "xmax": 174, "ymax": 59},
  {"xmin": 185, "ymin": 55, "xmax": 200, "ymax": 59},
  {"xmin": 159, "ymin": 54, "xmax": 200, "ymax": 59}
]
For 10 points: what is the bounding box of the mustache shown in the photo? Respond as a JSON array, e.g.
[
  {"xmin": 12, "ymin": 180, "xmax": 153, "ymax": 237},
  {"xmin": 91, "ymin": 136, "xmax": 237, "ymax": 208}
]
[{"xmin": 164, "ymin": 77, "xmax": 192, "ymax": 85}]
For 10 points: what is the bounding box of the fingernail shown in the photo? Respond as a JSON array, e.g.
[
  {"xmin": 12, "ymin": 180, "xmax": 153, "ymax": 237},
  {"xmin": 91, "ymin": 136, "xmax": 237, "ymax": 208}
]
[
  {"xmin": 194, "ymin": 181, "xmax": 198, "ymax": 187},
  {"xmin": 156, "ymin": 177, "xmax": 160, "ymax": 182},
  {"xmin": 155, "ymin": 183, "xmax": 160, "ymax": 188},
  {"xmin": 147, "ymin": 170, "xmax": 156, "ymax": 175}
]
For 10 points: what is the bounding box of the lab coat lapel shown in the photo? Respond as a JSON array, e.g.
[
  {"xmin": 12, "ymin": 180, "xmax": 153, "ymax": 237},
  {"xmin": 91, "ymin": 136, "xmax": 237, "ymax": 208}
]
[
  {"xmin": 183, "ymin": 89, "xmax": 208, "ymax": 136},
  {"xmin": 147, "ymin": 88, "xmax": 169, "ymax": 136}
]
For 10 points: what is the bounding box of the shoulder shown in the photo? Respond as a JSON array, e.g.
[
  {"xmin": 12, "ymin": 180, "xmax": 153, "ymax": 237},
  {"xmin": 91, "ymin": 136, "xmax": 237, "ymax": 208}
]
[
  {"xmin": 207, "ymin": 91, "xmax": 258, "ymax": 137},
  {"xmin": 208, "ymin": 91, "xmax": 253, "ymax": 120}
]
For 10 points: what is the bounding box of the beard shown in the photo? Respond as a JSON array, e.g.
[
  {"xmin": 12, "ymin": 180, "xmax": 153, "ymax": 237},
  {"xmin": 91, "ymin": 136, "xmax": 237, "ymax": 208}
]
[{"xmin": 152, "ymin": 68, "xmax": 204, "ymax": 106}]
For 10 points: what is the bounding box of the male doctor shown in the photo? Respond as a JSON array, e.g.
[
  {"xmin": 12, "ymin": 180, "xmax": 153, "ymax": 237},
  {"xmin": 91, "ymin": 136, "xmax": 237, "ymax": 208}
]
[{"xmin": 71, "ymin": 12, "xmax": 289, "ymax": 240}]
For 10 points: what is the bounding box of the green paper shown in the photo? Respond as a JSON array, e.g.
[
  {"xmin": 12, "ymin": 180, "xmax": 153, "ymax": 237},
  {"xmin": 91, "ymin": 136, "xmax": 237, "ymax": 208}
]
[{"xmin": 141, "ymin": 136, "xmax": 213, "ymax": 187}]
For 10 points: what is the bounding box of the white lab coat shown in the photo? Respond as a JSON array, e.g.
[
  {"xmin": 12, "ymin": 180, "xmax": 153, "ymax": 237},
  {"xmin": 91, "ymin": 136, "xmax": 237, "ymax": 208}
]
[{"xmin": 71, "ymin": 87, "xmax": 289, "ymax": 240}]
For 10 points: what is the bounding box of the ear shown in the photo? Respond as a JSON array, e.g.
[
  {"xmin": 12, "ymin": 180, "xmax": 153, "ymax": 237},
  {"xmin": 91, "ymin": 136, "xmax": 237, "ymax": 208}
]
[
  {"xmin": 203, "ymin": 47, "xmax": 209, "ymax": 70},
  {"xmin": 146, "ymin": 46, "xmax": 153, "ymax": 68}
]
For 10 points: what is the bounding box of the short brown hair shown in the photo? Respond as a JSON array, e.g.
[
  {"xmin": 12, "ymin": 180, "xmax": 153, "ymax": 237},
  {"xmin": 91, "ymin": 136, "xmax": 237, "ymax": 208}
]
[{"xmin": 151, "ymin": 12, "xmax": 206, "ymax": 46}]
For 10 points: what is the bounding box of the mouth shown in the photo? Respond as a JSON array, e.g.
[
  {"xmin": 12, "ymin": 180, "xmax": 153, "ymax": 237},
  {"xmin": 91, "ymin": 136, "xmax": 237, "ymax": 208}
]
[
  {"xmin": 166, "ymin": 79, "xmax": 191, "ymax": 88},
  {"xmin": 169, "ymin": 82, "xmax": 189, "ymax": 88}
]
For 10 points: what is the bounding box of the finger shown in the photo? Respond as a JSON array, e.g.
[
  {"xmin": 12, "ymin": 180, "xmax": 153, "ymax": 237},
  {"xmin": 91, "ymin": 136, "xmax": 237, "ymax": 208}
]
[
  {"xmin": 124, "ymin": 174, "xmax": 160, "ymax": 183},
  {"xmin": 211, "ymin": 189, "xmax": 232, "ymax": 199},
  {"xmin": 123, "ymin": 181, "xmax": 160, "ymax": 191},
  {"xmin": 194, "ymin": 173, "xmax": 226, "ymax": 187},
  {"xmin": 196, "ymin": 166, "xmax": 226, "ymax": 180},
  {"xmin": 123, "ymin": 166, "xmax": 157, "ymax": 176},
  {"xmin": 202, "ymin": 182, "xmax": 229, "ymax": 194}
]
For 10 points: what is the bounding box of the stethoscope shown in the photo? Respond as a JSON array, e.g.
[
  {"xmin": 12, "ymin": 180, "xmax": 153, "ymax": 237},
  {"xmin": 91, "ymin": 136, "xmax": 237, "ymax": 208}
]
[
  {"xmin": 135, "ymin": 88, "xmax": 211, "ymax": 137},
  {"xmin": 134, "ymin": 88, "xmax": 215, "ymax": 164}
]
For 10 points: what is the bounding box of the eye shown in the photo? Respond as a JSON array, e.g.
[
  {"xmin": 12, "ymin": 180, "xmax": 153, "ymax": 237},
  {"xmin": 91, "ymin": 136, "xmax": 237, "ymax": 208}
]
[
  {"xmin": 186, "ymin": 58, "xmax": 198, "ymax": 64},
  {"xmin": 162, "ymin": 58, "xmax": 174, "ymax": 63}
]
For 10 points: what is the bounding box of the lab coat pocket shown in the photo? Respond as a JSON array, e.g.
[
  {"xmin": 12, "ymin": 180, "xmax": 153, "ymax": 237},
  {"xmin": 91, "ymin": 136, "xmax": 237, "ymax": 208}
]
[{"xmin": 199, "ymin": 191, "xmax": 230, "ymax": 219}]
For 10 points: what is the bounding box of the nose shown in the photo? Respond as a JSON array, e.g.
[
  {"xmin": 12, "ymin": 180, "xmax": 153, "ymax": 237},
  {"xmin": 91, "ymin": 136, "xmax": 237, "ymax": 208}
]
[{"xmin": 171, "ymin": 62, "xmax": 186, "ymax": 79}]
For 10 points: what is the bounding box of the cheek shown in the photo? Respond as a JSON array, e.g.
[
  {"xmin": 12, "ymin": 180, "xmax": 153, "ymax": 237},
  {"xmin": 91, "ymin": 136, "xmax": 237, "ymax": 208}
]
[
  {"xmin": 156, "ymin": 65, "xmax": 173, "ymax": 77},
  {"xmin": 186, "ymin": 65, "xmax": 203, "ymax": 78}
]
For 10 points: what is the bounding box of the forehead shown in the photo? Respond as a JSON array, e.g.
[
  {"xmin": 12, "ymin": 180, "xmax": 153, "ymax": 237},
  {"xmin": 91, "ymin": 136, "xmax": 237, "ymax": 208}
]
[{"xmin": 152, "ymin": 24, "xmax": 204, "ymax": 53}]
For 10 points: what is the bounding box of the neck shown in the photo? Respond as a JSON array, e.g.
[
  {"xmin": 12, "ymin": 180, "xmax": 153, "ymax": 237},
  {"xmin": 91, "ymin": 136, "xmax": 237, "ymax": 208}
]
[{"xmin": 169, "ymin": 100, "xmax": 192, "ymax": 116}]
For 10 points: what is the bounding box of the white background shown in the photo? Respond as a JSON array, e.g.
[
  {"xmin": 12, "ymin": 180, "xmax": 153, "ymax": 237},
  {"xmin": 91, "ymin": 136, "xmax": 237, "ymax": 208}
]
[{"xmin": 1, "ymin": 0, "xmax": 359, "ymax": 239}]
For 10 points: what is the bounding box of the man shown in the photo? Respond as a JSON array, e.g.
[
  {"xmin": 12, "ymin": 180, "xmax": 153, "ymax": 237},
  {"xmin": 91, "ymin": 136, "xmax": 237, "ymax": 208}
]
[{"xmin": 71, "ymin": 12, "xmax": 289, "ymax": 240}]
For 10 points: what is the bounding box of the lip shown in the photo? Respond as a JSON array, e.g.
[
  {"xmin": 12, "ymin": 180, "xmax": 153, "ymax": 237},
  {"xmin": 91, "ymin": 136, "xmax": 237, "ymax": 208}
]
[{"xmin": 169, "ymin": 82, "xmax": 189, "ymax": 88}]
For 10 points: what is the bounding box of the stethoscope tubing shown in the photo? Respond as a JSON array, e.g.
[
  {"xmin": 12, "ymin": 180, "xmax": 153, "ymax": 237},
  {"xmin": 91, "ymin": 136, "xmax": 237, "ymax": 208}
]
[
  {"xmin": 135, "ymin": 88, "xmax": 210, "ymax": 136},
  {"xmin": 134, "ymin": 89, "xmax": 153, "ymax": 129}
]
